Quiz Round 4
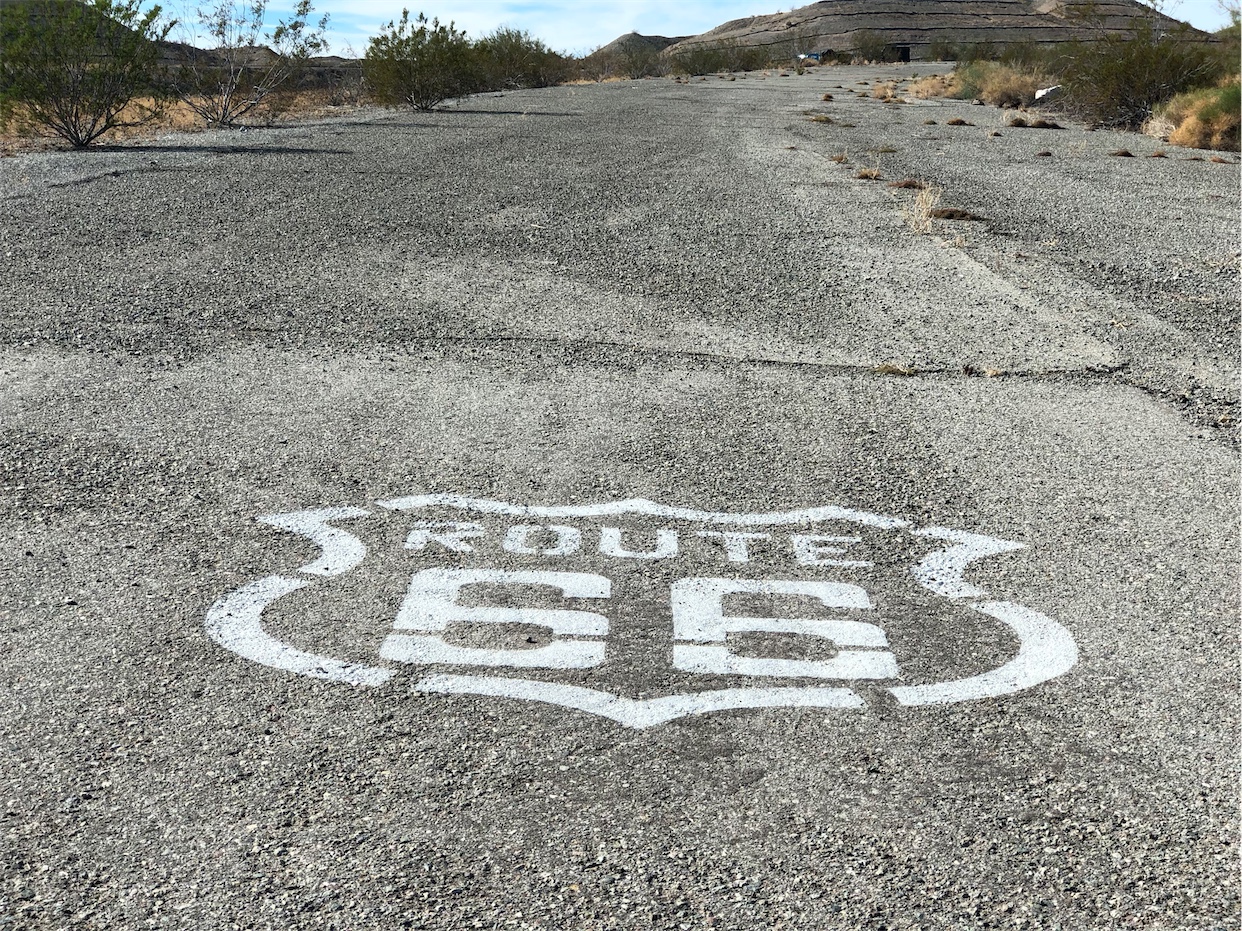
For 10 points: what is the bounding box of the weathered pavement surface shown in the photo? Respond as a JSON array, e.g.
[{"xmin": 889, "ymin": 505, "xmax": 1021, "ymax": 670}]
[{"xmin": 1, "ymin": 65, "xmax": 1238, "ymax": 929}]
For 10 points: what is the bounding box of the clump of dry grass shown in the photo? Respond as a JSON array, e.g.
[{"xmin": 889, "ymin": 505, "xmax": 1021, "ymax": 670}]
[
  {"xmin": 822, "ymin": 93, "xmax": 833, "ymax": 101},
  {"xmin": 855, "ymin": 167, "xmax": 883, "ymax": 180},
  {"xmin": 808, "ymin": 114, "xmax": 833, "ymax": 123},
  {"xmin": 899, "ymin": 184, "xmax": 943, "ymax": 233},
  {"xmin": 874, "ymin": 363, "xmax": 915, "ymax": 376},
  {"xmin": 922, "ymin": 118, "xmax": 938, "ymax": 125},
  {"xmin": 1159, "ymin": 78, "xmax": 1240, "ymax": 152},
  {"xmin": 871, "ymin": 82, "xmax": 906, "ymax": 103},
  {"xmin": 1109, "ymin": 148, "xmax": 1136, "ymax": 157},
  {"xmin": 945, "ymin": 117, "xmax": 973, "ymax": 126},
  {"xmin": 888, "ymin": 178, "xmax": 928, "ymax": 189},
  {"xmin": 1149, "ymin": 150, "xmax": 1168, "ymax": 158},
  {"xmin": 829, "ymin": 152, "xmax": 849, "ymax": 163},
  {"xmin": 1035, "ymin": 150, "xmax": 1053, "ymax": 157},
  {"xmin": 909, "ymin": 74, "xmax": 954, "ymax": 99}
]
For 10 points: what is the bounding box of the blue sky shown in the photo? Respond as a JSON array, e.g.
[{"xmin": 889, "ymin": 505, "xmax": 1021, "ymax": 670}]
[{"xmin": 175, "ymin": 2, "xmax": 1237, "ymax": 57}]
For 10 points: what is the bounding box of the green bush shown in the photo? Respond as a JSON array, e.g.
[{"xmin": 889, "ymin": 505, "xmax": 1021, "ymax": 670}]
[
  {"xmin": 364, "ymin": 9, "xmax": 477, "ymax": 111},
  {"xmin": 0, "ymin": 0, "xmax": 172, "ymax": 147},
  {"xmin": 474, "ymin": 26, "xmax": 567, "ymax": 90},
  {"xmin": 1057, "ymin": 24, "xmax": 1224, "ymax": 127}
]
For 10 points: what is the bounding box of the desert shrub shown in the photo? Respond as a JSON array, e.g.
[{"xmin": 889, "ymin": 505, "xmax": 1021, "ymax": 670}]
[
  {"xmin": 670, "ymin": 46, "xmax": 722, "ymax": 75},
  {"xmin": 998, "ymin": 41, "xmax": 1050, "ymax": 68},
  {"xmin": 365, "ymin": 10, "xmax": 478, "ymax": 111},
  {"xmin": 1161, "ymin": 78, "xmax": 1241, "ymax": 151},
  {"xmin": 614, "ymin": 44, "xmax": 661, "ymax": 79},
  {"xmin": 951, "ymin": 61, "xmax": 1049, "ymax": 107},
  {"xmin": 169, "ymin": 1, "xmax": 328, "ymax": 128},
  {"xmin": 852, "ymin": 29, "xmax": 899, "ymax": 63},
  {"xmin": 671, "ymin": 42, "xmax": 767, "ymax": 75},
  {"xmin": 475, "ymin": 26, "xmax": 567, "ymax": 89},
  {"xmin": 574, "ymin": 49, "xmax": 616, "ymax": 82},
  {"xmin": 927, "ymin": 38, "xmax": 959, "ymax": 61},
  {"xmin": 1056, "ymin": 24, "xmax": 1225, "ymax": 127},
  {"xmin": 0, "ymin": 0, "xmax": 172, "ymax": 147}
]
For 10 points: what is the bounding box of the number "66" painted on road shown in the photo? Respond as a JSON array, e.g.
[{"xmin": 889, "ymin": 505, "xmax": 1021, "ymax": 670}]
[{"xmin": 380, "ymin": 569, "xmax": 899, "ymax": 681}]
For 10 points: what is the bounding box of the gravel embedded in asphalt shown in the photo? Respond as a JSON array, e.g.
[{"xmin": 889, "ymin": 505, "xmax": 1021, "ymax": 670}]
[{"xmin": 0, "ymin": 65, "xmax": 1238, "ymax": 930}]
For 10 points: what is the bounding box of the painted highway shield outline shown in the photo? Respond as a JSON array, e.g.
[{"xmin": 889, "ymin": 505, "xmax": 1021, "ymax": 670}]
[{"xmin": 205, "ymin": 496, "xmax": 1079, "ymax": 727}]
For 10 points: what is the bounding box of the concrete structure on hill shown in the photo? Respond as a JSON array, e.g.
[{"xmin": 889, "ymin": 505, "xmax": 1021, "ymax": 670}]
[{"xmin": 663, "ymin": 0, "xmax": 1205, "ymax": 62}]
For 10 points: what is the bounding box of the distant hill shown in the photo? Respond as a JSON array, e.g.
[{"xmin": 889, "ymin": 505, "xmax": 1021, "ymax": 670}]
[
  {"xmin": 661, "ymin": 0, "xmax": 1206, "ymax": 61},
  {"xmin": 594, "ymin": 32, "xmax": 688, "ymax": 57}
]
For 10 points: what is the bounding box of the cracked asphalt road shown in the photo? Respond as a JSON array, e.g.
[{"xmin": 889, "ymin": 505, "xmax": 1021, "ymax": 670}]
[{"xmin": 1, "ymin": 65, "xmax": 1238, "ymax": 929}]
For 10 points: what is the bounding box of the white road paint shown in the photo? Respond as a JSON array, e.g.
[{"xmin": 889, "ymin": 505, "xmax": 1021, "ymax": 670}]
[
  {"xmin": 383, "ymin": 568, "xmax": 609, "ymax": 670},
  {"xmin": 205, "ymin": 575, "xmax": 392, "ymax": 687},
  {"xmin": 670, "ymin": 577, "xmax": 897, "ymax": 680},
  {"xmin": 413, "ymin": 674, "xmax": 865, "ymax": 729},
  {"xmin": 377, "ymin": 494, "xmax": 910, "ymax": 530},
  {"xmin": 912, "ymin": 527, "xmax": 1026, "ymax": 600},
  {"xmin": 258, "ymin": 507, "xmax": 371, "ymax": 577},
  {"xmin": 792, "ymin": 534, "xmax": 871, "ymax": 568},
  {"xmin": 406, "ymin": 521, "xmax": 484, "ymax": 553},
  {"xmin": 206, "ymin": 496, "xmax": 1080, "ymax": 726},
  {"xmin": 888, "ymin": 600, "xmax": 1079, "ymax": 706}
]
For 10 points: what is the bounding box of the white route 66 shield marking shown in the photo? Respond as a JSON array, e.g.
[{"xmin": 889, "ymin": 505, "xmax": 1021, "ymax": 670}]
[{"xmin": 205, "ymin": 496, "xmax": 1078, "ymax": 727}]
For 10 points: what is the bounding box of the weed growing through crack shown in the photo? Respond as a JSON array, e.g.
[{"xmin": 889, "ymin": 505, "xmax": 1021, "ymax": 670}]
[
  {"xmin": 856, "ymin": 166, "xmax": 883, "ymax": 180},
  {"xmin": 900, "ymin": 184, "xmax": 943, "ymax": 233}
]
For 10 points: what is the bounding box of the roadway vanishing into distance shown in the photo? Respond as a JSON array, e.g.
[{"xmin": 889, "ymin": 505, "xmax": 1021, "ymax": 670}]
[{"xmin": 1, "ymin": 65, "xmax": 1238, "ymax": 929}]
